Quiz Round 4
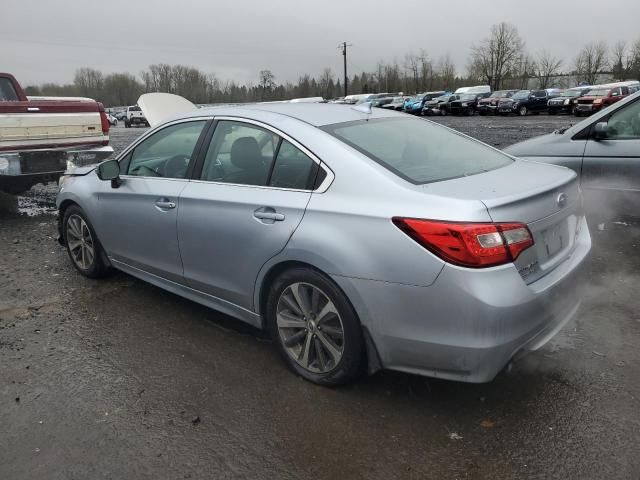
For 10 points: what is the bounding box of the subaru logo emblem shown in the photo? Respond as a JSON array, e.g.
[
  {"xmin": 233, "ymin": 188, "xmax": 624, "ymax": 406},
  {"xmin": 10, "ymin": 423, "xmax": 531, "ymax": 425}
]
[{"xmin": 556, "ymin": 193, "xmax": 567, "ymax": 208}]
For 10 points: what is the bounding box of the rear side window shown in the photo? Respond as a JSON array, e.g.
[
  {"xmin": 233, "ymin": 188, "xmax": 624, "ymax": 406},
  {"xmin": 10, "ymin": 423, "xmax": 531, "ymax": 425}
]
[
  {"xmin": 269, "ymin": 140, "xmax": 318, "ymax": 190},
  {"xmin": 323, "ymin": 117, "xmax": 512, "ymax": 184},
  {"xmin": 0, "ymin": 78, "xmax": 19, "ymax": 101},
  {"xmin": 200, "ymin": 121, "xmax": 278, "ymax": 186}
]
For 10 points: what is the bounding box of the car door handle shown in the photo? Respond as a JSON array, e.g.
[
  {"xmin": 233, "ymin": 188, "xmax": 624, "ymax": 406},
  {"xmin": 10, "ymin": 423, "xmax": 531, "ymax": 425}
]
[
  {"xmin": 254, "ymin": 210, "xmax": 285, "ymax": 221},
  {"xmin": 155, "ymin": 199, "xmax": 176, "ymax": 209}
]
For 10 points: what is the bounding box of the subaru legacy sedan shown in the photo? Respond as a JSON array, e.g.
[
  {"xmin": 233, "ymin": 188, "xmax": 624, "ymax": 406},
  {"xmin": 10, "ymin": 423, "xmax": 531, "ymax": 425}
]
[{"xmin": 57, "ymin": 102, "xmax": 591, "ymax": 386}]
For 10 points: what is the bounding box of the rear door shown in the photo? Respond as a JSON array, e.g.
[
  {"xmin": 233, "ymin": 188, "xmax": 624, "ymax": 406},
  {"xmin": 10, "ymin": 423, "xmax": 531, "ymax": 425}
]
[
  {"xmin": 178, "ymin": 118, "xmax": 326, "ymax": 310},
  {"xmin": 581, "ymin": 96, "xmax": 640, "ymax": 212},
  {"xmin": 96, "ymin": 119, "xmax": 208, "ymax": 282}
]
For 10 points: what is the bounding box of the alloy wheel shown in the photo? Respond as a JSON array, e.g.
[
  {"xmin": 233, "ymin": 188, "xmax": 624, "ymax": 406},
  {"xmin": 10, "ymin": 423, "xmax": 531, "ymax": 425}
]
[
  {"xmin": 276, "ymin": 282, "xmax": 345, "ymax": 374},
  {"xmin": 66, "ymin": 214, "xmax": 95, "ymax": 270}
]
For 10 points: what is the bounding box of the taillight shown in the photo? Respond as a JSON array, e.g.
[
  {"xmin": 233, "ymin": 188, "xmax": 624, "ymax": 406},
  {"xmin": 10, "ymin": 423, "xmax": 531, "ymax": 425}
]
[
  {"xmin": 98, "ymin": 103, "xmax": 110, "ymax": 135},
  {"xmin": 392, "ymin": 218, "xmax": 534, "ymax": 268}
]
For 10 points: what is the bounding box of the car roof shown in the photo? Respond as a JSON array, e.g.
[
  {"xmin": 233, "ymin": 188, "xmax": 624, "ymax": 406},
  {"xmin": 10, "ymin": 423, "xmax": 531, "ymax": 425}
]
[{"xmin": 175, "ymin": 103, "xmax": 402, "ymax": 127}]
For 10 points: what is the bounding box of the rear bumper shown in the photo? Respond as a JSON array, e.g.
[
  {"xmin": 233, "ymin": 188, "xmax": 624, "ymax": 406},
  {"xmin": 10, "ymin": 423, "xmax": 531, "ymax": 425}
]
[
  {"xmin": 0, "ymin": 145, "xmax": 113, "ymax": 194},
  {"xmin": 333, "ymin": 216, "xmax": 591, "ymax": 383}
]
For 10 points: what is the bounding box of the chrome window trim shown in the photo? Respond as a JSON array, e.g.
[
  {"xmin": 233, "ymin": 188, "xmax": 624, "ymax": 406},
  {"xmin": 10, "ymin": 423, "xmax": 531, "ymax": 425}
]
[{"xmin": 203, "ymin": 116, "xmax": 335, "ymax": 193}]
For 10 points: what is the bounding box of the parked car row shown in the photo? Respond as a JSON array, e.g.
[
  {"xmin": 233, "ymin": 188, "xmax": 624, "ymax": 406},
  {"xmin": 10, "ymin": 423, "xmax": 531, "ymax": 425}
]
[{"xmin": 355, "ymin": 81, "xmax": 639, "ymax": 118}]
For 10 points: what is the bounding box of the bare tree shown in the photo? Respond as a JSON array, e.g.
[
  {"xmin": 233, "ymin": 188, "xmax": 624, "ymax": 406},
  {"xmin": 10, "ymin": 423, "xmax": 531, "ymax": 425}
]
[
  {"xmin": 575, "ymin": 41, "xmax": 608, "ymax": 85},
  {"xmin": 469, "ymin": 22, "xmax": 525, "ymax": 90},
  {"xmin": 510, "ymin": 54, "xmax": 537, "ymax": 89},
  {"xmin": 611, "ymin": 41, "xmax": 632, "ymax": 81},
  {"xmin": 73, "ymin": 68, "xmax": 103, "ymax": 99},
  {"xmin": 631, "ymin": 38, "xmax": 640, "ymax": 80},
  {"xmin": 535, "ymin": 50, "xmax": 563, "ymax": 88},
  {"xmin": 258, "ymin": 70, "xmax": 276, "ymax": 99},
  {"xmin": 318, "ymin": 68, "xmax": 334, "ymax": 99},
  {"xmin": 418, "ymin": 49, "xmax": 432, "ymax": 91},
  {"xmin": 404, "ymin": 53, "xmax": 419, "ymax": 93},
  {"xmin": 436, "ymin": 54, "xmax": 456, "ymax": 91}
]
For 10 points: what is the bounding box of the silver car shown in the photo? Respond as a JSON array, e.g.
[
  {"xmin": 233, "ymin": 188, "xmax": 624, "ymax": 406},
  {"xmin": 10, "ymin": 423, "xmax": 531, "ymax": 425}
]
[
  {"xmin": 505, "ymin": 90, "xmax": 640, "ymax": 216},
  {"xmin": 56, "ymin": 103, "xmax": 591, "ymax": 386}
]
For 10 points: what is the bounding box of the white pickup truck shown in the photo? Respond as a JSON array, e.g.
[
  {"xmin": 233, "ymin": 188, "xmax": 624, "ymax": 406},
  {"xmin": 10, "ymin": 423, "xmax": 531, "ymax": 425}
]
[
  {"xmin": 0, "ymin": 73, "xmax": 113, "ymax": 194},
  {"xmin": 124, "ymin": 105, "xmax": 149, "ymax": 128}
]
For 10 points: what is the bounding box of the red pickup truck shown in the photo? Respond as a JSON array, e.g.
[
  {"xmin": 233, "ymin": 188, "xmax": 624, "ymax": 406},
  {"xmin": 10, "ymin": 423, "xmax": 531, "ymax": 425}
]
[
  {"xmin": 0, "ymin": 73, "xmax": 113, "ymax": 194},
  {"xmin": 574, "ymin": 81, "xmax": 640, "ymax": 116}
]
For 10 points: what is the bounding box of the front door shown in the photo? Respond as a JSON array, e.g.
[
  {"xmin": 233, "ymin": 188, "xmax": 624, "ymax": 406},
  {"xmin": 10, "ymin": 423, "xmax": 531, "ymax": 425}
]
[
  {"xmin": 178, "ymin": 119, "xmax": 323, "ymax": 311},
  {"xmin": 582, "ymin": 96, "xmax": 640, "ymax": 215},
  {"xmin": 97, "ymin": 119, "xmax": 208, "ymax": 282}
]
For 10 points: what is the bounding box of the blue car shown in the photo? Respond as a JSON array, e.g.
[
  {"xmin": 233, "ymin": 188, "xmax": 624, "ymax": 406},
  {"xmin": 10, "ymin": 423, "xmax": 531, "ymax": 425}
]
[{"xmin": 404, "ymin": 91, "xmax": 447, "ymax": 115}]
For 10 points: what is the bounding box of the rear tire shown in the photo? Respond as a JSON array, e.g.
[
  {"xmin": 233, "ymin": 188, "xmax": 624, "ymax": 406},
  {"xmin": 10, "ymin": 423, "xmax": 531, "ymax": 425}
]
[
  {"xmin": 266, "ymin": 267, "xmax": 364, "ymax": 386},
  {"xmin": 62, "ymin": 205, "xmax": 110, "ymax": 279}
]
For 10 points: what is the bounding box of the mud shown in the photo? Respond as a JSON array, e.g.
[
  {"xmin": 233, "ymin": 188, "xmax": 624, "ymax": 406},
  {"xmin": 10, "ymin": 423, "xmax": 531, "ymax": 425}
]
[{"xmin": 1, "ymin": 115, "xmax": 639, "ymax": 479}]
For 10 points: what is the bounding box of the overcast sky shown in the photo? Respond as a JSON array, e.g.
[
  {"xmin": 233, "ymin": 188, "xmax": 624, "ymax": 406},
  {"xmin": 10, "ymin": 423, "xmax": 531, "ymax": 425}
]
[{"xmin": 2, "ymin": 0, "xmax": 639, "ymax": 86}]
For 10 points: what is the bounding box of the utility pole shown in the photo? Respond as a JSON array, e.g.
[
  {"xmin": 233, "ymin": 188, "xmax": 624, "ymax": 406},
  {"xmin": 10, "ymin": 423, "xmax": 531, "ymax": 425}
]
[{"xmin": 340, "ymin": 41, "xmax": 351, "ymax": 98}]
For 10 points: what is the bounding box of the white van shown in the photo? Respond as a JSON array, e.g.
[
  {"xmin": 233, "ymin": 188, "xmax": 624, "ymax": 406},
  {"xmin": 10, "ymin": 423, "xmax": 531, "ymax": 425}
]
[{"xmin": 454, "ymin": 85, "xmax": 492, "ymax": 95}]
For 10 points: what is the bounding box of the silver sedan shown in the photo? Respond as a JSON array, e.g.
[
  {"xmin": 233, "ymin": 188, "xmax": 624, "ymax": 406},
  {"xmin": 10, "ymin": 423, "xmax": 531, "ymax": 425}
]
[{"xmin": 56, "ymin": 103, "xmax": 591, "ymax": 386}]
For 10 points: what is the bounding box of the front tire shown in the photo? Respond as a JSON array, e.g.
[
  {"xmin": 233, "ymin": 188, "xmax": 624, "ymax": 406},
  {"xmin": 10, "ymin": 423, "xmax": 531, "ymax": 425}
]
[
  {"xmin": 266, "ymin": 267, "xmax": 364, "ymax": 386},
  {"xmin": 63, "ymin": 205, "xmax": 109, "ymax": 278}
]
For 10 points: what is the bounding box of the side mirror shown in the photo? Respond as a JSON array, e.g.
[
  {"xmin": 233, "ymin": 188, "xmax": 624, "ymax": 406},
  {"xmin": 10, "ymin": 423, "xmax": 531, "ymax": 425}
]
[
  {"xmin": 593, "ymin": 122, "xmax": 609, "ymax": 140},
  {"xmin": 97, "ymin": 159, "xmax": 121, "ymax": 187}
]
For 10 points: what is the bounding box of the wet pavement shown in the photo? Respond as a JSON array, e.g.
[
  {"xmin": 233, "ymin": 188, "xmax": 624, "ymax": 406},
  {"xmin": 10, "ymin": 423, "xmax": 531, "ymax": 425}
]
[{"xmin": 1, "ymin": 116, "xmax": 639, "ymax": 479}]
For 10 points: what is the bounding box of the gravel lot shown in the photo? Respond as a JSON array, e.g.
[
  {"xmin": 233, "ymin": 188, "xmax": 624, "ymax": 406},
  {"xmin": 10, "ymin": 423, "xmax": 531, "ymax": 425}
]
[{"xmin": 1, "ymin": 115, "xmax": 639, "ymax": 479}]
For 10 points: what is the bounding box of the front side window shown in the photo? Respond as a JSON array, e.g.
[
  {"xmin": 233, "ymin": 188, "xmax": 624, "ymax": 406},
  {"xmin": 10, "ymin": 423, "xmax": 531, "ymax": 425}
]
[
  {"xmin": 323, "ymin": 117, "xmax": 512, "ymax": 184},
  {"xmin": 200, "ymin": 121, "xmax": 278, "ymax": 186},
  {"xmin": 0, "ymin": 78, "xmax": 19, "ymax": 102},
  {"xmin": 127, "ymin": 120, "xmax": 206, "ymax": 178},
  {"xmin": 606, "ymin": 99, "xmax": 640, "ymax": 139}
]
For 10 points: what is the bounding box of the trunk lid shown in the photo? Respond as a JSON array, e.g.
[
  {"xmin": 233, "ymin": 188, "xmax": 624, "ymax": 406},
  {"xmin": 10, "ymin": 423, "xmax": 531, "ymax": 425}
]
[{"xmin": 421, "ymin": 160, "xmax": 582, "ymax": 283}]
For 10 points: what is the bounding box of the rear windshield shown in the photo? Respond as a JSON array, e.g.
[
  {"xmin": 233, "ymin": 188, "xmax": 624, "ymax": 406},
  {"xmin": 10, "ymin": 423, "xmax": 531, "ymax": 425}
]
[
  {"xmin": 0, "ymin": 78, "xmax": 19, "ymax": 101},
  {"xmin": 129, "ymin": 106, "xmax": 142, "ymax": 111},
  {"xmin": 323, "ymin": 117, "xmax": 513, "ymax": 184}
]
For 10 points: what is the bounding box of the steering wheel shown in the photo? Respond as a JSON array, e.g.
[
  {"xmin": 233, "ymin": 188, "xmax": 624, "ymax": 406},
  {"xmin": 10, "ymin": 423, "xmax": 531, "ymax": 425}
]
[
  {"xmin": 162, "ymin": 155, "xmax": 190, "ymax": 178},
  {"xmin": 130, "ymin": 164, "xmax": 161, "ymax": 177}
]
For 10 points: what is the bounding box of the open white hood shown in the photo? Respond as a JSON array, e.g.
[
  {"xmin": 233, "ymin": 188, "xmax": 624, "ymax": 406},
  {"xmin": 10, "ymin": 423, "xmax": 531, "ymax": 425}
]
[{"xmin": 137, "ymin": 93, "xmax": 198, "ymax": 127}]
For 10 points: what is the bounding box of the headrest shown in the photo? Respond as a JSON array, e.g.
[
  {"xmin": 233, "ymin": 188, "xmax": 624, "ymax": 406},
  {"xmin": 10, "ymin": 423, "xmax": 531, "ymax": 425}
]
[{"xmin": 230, "ymin": 137, "xmax": 262, "ymax": 170}]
